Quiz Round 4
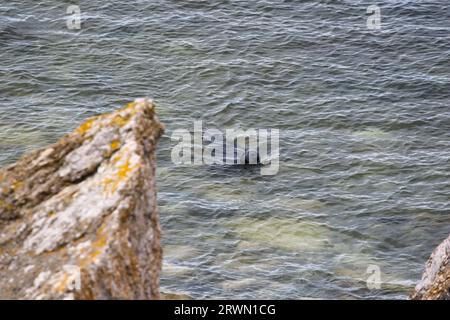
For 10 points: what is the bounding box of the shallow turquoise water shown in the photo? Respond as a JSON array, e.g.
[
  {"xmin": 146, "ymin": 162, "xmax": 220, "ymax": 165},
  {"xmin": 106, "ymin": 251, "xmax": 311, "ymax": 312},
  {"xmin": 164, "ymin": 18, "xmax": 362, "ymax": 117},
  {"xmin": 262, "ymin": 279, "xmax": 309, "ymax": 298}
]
[{"xmin": 0, "ymin": 1, "xmax": 449, "ymax": 299}]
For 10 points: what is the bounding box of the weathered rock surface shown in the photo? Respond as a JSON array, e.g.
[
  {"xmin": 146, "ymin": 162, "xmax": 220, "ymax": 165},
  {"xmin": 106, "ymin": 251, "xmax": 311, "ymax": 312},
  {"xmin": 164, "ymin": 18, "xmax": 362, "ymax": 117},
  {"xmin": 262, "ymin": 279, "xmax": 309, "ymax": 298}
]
[
  {"xmin": 0, "ymin": 98, "xmax": 164, "ymax": 299},
  {"xmin": 411, "ymin": 235, "xmax": 450, "ymax": 300}
]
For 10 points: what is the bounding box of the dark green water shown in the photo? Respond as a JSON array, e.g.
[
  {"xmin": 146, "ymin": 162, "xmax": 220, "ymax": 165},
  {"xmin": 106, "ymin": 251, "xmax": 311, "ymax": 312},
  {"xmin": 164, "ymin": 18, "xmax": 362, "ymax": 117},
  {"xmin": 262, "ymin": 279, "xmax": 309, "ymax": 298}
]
[{"xmin": 0, "ymin": 1, "xmax": 449, "ymax": 299}]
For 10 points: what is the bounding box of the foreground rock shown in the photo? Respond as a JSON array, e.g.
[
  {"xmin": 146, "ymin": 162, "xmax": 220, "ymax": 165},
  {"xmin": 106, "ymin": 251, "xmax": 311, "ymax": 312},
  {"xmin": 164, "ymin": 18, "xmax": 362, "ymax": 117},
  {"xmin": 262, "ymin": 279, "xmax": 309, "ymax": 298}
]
[
  {"xmin": 0, "ymin": 98, "xmax": 164, "ymax": 299},
  {"xmin": 411, "ymin": 235, "xmax": 450, "ymax": 300}
]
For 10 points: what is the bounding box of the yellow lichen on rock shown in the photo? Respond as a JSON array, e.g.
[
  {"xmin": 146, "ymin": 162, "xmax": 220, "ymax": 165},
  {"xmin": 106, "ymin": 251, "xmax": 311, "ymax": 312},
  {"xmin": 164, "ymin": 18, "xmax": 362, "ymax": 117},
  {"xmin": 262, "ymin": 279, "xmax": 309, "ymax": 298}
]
[
  {"xmin": 101, "ymin": 145, "xmax": 142, "ymax": 195},
  {"xmin": 120, "ymin": 101, "xmax": 141, "ymax": 113},
  {"xmin": 117, "ymin": 159, "xmax": 134, "ymax": 180},
  {"xmin": 111, "ymin": 115, "xmax": 130, "ymax": 127},
  {"xmin": 12, "ymin": 180, "xmax": 23, "ymax": 192},
  {"xmin": 110, "ymin": 140, "xmax": 121, "ymax": 151},
  {"xmin": 75, "ymin": 118, "xmax": 95, "ymax": 135}
]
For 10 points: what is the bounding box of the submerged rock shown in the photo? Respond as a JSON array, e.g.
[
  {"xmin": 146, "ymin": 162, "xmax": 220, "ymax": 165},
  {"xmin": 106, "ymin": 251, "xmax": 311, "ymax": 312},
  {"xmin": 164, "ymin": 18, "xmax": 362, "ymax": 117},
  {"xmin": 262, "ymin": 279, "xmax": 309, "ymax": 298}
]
[
  {"xmin": 411, "ymin": 235, "xmax": 450, "ymax": 300},
  {"xmin": 0, "ymin": 98, "xmax": 164, "ymax": 300},
  {"xmin": 225, "ymin": 217, "xmax": 332, "ymax": 252}
]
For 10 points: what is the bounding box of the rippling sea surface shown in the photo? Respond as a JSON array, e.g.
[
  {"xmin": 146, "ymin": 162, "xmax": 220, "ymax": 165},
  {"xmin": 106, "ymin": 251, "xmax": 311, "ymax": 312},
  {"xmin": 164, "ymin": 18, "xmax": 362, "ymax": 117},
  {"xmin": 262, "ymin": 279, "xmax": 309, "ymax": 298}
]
[{"xmin": 1, "ymin": 1, "xmax": 449, "ymax": 299}]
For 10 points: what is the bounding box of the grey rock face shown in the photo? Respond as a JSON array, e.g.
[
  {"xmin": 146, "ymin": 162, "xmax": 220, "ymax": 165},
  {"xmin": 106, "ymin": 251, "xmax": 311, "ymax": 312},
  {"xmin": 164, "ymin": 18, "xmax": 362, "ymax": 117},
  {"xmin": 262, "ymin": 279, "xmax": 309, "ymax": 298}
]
[
  {"xmin": 0, "ymin": 98, "xmax": 164, "ymax": 300},
  {"xmin": 411, "ymin": 235, "xmax": 450, "ymax": 300}
]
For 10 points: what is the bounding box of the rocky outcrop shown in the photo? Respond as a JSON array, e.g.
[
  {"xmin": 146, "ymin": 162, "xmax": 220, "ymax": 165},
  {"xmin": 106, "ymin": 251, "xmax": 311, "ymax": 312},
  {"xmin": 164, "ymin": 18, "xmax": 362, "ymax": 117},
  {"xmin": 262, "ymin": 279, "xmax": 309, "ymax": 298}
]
[
  {"xmin": 411, "ymin": 235, "xmax": 450, "ymax": 300},
  {"xmin": 0, "ymin": 98, "xmax": 164, "ymax": 300}
]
